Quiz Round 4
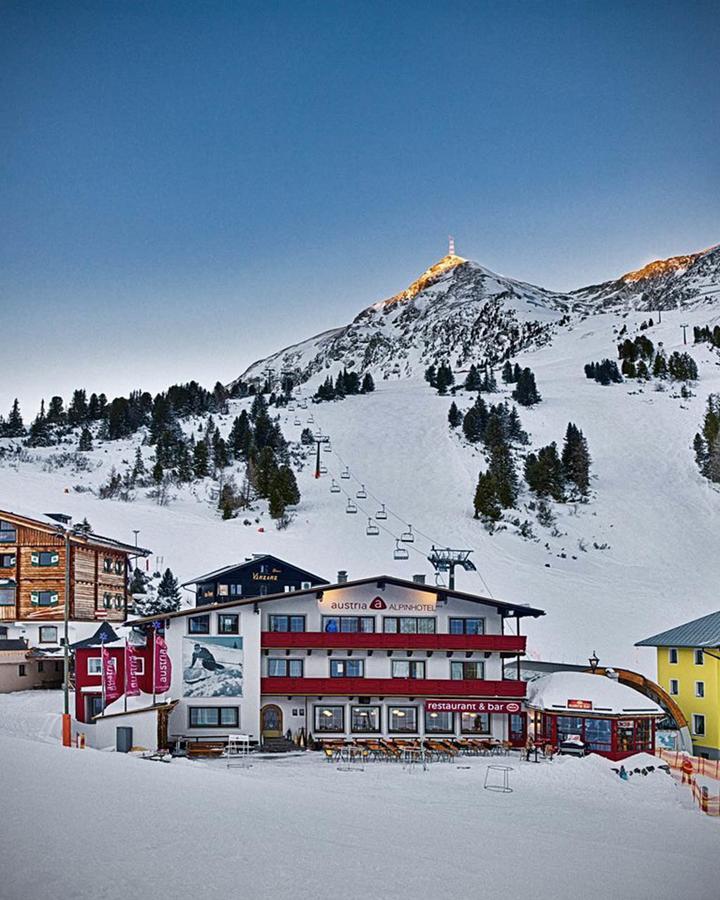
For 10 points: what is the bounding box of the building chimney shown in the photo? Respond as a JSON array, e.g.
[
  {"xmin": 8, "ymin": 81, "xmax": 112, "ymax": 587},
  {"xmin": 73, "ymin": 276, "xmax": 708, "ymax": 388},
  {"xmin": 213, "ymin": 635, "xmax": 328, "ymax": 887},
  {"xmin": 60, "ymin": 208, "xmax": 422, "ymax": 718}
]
[
  {"xmin": 412, "ymin": 574, "xmax": 426, "ymax": 584},
  {"xmin": 337, "ymin": 570, "xmax": 348, "ymax": 584}
]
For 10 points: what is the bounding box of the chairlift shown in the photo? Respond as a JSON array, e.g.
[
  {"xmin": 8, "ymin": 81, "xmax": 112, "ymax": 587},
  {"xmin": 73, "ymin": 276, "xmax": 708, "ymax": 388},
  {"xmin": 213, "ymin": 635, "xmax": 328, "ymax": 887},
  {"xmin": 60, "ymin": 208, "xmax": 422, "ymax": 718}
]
[
  {"xmin": 330, "ymin": 480, "xmax": 341, "ymax": 494},
  {"xmin": 307, "ymin": 414, "xmax": 315, "ymax": 424},
  {"xmin": 346, "ymin": 500, "xmax": 358, "ymax": 514},
  {"xmin": 434, "ymin": 572, "xmax": 447, "ymax": 587},
  {"xmin": 288, "ymin": 404, "xmax": 296, "ymax": 412},
  {"xmin": 299, "ymin": 400, "xmax": 308, "ymax": 410},
  {"xmin": 356, "ymin": 484, "xmax": 367, "ymax": 499},
  {"xmin": 319, "ymin": 463, "xmax": 328, "ymax": 475},
  {"xmin": 393, "ymin": 540, "xmax": 409, "ymax": 561},
  {"xmin": 340, "ymin": 466, "xmax": 350, "ymax": 480},
  {"xmin": 376, "ymin": 503, "xmax": 388, "ymax": 520},
  {"xmin": 323, "ymin": 442, "xmax": 332, "ymax": 453},
  {"xmin": 293, "ymin": 417, "xmax": 301, "ymax": 426},
  {"xmin": 400, "ymin": 524, "xmax": 415, "ymax": 543},
  {"xmin": 366, "ymin": 518, "xmax": 380, "ymax": 536}
]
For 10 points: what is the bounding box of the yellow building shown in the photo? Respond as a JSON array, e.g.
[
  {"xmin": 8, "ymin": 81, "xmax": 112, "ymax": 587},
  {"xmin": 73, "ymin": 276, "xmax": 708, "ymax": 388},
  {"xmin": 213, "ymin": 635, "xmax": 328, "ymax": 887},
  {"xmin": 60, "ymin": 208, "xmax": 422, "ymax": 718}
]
[{"xmin": 636, "ymin": 611, "xmax": 720, "ymax": 759}]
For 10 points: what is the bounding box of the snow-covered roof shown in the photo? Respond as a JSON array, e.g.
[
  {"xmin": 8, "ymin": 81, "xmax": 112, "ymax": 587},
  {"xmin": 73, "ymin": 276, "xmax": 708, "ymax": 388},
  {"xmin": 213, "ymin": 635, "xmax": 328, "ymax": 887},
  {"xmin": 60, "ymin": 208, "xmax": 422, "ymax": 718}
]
[
  {"xmin": 526, "ymin": 672, "xmax": 663, "ymax": 717},
  {"xmin": 636, "ymin": 609, "xmax": 720, "ymax": 649}
]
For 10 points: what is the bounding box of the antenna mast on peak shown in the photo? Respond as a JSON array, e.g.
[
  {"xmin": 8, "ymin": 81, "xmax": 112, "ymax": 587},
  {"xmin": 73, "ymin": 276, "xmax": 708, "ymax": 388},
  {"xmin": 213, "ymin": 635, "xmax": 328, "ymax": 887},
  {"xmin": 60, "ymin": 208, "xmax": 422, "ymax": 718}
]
[{"xmin": 448, "ymin": 235, "xmax": 455, "ymax": 256}]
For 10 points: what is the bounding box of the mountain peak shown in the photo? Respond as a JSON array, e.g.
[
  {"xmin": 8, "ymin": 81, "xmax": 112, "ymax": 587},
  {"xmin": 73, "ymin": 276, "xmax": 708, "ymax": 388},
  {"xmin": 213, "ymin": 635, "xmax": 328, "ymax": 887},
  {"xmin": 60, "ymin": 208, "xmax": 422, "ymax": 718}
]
[
  {"xmin": 374, "ymin": 253, "xmax": 467, "ymax": 310},
  {"xmin": 621, "ymin": 250, "xmax": 707, "ymax": 284}
]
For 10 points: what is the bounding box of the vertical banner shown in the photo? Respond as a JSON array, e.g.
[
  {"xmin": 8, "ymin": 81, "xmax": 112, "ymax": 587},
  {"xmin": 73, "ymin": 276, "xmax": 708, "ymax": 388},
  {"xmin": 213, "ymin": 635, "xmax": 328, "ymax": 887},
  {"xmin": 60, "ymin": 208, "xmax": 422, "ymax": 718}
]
[
  {"xmin": 154, "ymin": 632, "xmax": 172, "ymax": 694},
  {"xmin": 125, "ymin": 642, "xmax": 141, "ymax": 697},
  {"xmin": 101, "ymin": 645, "xmax": 121, "ymax": 704}
]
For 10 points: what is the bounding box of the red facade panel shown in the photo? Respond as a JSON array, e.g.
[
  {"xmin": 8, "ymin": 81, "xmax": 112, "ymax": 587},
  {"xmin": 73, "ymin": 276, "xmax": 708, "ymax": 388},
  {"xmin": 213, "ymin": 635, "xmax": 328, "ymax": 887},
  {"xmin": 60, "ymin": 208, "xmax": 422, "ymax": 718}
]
[
  {"xmin": 261, "ymin": 632, "xmax": 526, "ymax": 652},
  {"xmin": 261, "ymin": 677, "xmax": 527, "ymax": 697}
]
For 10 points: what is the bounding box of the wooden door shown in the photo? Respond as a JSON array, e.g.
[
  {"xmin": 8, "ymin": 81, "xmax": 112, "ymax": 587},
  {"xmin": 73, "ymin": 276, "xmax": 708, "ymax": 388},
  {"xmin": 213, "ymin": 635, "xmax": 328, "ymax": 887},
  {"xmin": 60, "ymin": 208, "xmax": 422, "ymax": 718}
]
[{"xmin": 261, "ymin": 704, "xmax": 283, "ymax": 738}]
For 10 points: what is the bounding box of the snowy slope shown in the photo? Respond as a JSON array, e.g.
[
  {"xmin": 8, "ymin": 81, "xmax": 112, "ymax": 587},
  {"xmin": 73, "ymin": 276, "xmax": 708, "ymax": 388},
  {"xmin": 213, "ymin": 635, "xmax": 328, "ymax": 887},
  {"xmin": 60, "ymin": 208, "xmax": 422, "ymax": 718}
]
[
  {"xmin": 2, "ymin": 692, "xmax": 719, "ymax": 900},
  {"xmin": 2, "ymin": 303, "xmax": 720, "ymax": 675}
]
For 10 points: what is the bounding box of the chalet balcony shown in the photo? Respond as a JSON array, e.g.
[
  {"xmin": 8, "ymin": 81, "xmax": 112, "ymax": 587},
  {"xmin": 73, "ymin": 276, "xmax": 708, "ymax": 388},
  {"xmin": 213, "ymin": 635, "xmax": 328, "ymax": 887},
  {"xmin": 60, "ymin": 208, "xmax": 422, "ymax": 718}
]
[
  {"xmin": 261, "ymin": 677, "xmax": 527, "ymax": 698},
  {"xmin": 261, "ymin": 632, "xmax": 526, "ymax": 653}
]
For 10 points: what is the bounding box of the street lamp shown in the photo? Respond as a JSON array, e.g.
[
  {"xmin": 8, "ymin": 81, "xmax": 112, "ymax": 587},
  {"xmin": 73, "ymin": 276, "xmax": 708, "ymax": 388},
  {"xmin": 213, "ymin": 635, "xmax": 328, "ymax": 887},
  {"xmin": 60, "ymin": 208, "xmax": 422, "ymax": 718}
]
[
  {"xmin": 588, "ymin": 651, "xmax": 600, "ymax": 673},
  {"xmin": 57, "ymin": 521, "xmax": 87, "ymax": 747}
]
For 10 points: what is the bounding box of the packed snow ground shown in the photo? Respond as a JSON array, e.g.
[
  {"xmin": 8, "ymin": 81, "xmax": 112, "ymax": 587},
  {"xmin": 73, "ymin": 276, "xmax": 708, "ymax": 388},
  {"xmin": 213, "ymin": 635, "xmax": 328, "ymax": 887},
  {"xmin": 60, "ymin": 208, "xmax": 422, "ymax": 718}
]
[
  {"xmin": 1, "ymin": 307, "xmax": 719, "ymax": 672},
  {"xmin": 0, "ymin": 692, "xmax": 718, "ymax": 900}
]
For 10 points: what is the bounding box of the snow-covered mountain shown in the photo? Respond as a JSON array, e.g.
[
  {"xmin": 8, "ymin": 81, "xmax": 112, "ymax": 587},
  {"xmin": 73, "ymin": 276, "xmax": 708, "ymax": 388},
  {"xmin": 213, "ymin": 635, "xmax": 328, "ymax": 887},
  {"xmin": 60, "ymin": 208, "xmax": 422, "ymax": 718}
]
[
  {"xmin": 571, "ymin": 245, "xmax": 720, "ymax": 312},
  {"xmin": 2, "ymin": 243, "xmax": 720, "ymax": 674},
  {"xmin": 234, "ymin": 246, "xmax": 719, "ymax": 388},
  {"xmin": 234, "ymin": 254, "xmax": 572, "ymax": 386}
]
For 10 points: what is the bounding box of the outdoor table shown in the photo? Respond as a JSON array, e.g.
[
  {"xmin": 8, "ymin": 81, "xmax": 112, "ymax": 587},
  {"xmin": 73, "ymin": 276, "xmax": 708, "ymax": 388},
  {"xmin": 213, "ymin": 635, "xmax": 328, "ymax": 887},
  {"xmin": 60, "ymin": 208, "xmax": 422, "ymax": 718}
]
[{"xmin": 484, "ymin": 765, "xmax": 514, "ymax": 793}]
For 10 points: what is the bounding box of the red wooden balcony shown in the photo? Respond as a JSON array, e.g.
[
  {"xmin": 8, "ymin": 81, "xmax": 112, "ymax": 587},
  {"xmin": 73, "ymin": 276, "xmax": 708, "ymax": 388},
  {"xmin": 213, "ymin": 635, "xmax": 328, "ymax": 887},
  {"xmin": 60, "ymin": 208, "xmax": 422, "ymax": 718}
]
[
  {"xmin": 261, "ymin": 632, "xmax": 526, "ymax": 653},
  {"xmin": 261, "ymin": 677, "xmax": 526, "ymax": 698}
]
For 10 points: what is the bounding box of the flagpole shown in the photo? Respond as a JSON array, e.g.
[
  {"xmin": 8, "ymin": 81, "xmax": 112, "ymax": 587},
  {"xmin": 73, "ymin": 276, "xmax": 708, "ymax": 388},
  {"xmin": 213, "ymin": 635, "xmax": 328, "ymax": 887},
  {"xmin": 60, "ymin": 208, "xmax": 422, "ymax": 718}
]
[
  {"xmin": 124, "ymin": 639, "xmax": 128, "ymax": 713},
  {"xmin": 100, "ymin": 640, "xmax": 106, "ymax": 717},
  {"xmin": 152, "ymin": 627, "xmax": 157, "ymax": 705}
]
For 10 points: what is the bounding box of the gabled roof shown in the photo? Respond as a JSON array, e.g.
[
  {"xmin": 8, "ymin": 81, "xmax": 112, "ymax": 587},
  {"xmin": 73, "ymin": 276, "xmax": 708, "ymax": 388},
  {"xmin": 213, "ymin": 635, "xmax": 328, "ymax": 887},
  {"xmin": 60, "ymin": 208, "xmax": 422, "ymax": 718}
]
[
  {"xmin": 0, "ymin": 508, "xmax": 151, "ymax": 556},
  {"xmin": 181, "ymin": 554, "xmax": 329, "ymax": 587},
  {"xmin": 635, "ymin": 610, "xmax": 720, "ymax": 649},
  {"xmin": 127, "ymin": 574, "xmax": 545, "ymax": 626}
]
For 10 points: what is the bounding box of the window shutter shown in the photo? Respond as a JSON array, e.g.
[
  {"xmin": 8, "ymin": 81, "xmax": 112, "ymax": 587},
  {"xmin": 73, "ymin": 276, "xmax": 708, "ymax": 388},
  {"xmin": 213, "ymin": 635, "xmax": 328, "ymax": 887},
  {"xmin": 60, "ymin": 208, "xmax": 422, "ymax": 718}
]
[{"xmin": 31, "ymin": 552, "xmax": 39, "ymax": 566}]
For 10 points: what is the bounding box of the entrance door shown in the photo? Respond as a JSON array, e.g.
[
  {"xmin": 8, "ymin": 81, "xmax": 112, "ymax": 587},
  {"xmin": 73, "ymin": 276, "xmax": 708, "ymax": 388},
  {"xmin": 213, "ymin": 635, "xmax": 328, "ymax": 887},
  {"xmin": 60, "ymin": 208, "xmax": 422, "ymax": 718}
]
[{"xmin": 261, "ymin": 704, "xmax": 283, "ymax": 739}]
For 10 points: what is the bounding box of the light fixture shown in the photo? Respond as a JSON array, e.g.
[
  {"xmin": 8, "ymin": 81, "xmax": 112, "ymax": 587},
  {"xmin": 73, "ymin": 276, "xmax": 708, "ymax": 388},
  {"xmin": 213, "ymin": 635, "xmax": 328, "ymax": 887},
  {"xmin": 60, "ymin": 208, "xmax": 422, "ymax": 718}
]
[{"xmin": 589, "ymin": 651, "xmax": 600, "ymax": 673}]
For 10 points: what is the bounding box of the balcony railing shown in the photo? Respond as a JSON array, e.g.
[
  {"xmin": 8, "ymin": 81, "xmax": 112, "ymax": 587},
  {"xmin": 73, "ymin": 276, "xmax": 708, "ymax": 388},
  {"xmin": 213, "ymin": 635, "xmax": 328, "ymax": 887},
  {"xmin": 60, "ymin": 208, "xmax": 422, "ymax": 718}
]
[
  {"xmin": 261, "ymin": 677, "xmax": 526, "ymax": 698},
  {"xmin": 261, "ymin": 632, "xmax": 526, "ymax": 652}
]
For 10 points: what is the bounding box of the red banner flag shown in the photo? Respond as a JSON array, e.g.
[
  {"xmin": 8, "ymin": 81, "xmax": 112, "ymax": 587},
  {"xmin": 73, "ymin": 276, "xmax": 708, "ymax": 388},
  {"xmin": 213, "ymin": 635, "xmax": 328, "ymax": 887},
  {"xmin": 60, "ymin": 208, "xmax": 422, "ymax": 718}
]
[
  {"xmin": 125, "ymin": 643, "xmax": 141, "ymax": 697},
  {"xmin": 154, "ymin": 633, "xmax": 172, "ymax": 694},
  {"xmin": 101, "ymin": 645, "xmax": 121, "ymax": 705}
]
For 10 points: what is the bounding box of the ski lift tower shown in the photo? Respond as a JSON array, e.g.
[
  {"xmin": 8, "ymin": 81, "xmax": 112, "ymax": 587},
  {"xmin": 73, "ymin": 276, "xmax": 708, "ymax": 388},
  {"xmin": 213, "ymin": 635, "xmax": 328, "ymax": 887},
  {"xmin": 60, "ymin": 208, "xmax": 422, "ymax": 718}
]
[
  {"xmin": 427, "ymin": 547, "xmax": 476, "ymax": 590},
  {"xmin": 314, "ymin": 433, "xmax": 330, "ymax": 479}
]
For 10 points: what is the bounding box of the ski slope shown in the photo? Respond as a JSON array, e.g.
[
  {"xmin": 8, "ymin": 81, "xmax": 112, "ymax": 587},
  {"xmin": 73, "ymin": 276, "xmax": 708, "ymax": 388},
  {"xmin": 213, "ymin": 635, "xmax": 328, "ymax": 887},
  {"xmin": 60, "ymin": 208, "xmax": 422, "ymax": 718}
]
[{"xmin": 1, "ymin": 306, "xmax": 719, "ymax": 674}]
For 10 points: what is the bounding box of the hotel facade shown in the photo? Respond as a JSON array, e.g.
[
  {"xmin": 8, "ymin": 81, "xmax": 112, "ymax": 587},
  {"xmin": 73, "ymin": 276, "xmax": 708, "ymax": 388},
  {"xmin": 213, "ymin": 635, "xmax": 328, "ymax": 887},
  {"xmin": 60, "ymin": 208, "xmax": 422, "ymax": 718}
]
[{"xmin": 126, "ymin": 575, "xmax": 544, "ymax": 748}]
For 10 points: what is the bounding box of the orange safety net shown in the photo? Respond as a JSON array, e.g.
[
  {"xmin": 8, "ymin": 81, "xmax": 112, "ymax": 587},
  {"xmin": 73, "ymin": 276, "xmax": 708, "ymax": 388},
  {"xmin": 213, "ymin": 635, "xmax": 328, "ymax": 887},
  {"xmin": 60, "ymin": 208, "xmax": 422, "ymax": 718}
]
[{"xmin": 656, "ymin": 749, "xmax": 720, "ymax": 816}]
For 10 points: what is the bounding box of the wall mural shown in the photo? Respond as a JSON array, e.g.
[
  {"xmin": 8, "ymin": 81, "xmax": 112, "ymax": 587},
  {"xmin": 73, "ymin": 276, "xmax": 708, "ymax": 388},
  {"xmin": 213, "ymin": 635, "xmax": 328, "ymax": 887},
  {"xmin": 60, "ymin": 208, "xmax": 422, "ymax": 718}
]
[{"xmin": 182, "ymin": 636, "xmax": 243, "ymax": 697}]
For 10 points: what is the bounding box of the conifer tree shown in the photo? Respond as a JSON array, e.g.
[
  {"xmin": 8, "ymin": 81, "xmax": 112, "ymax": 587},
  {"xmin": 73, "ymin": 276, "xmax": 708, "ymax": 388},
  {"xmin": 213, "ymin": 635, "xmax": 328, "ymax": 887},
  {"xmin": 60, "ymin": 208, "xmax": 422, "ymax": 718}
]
[
  {"xmin": 361, "ymin": 372, "xmax": 375, "ymax": 393},
  {"xmin": 229, "ymin": 411, "xmax": 253, "ymax": 458},
  {"xmin": 4, "ymin": 399, "xmax": 25, "ymax": 437},
  {"xmin": 78, "ymin": 427, "xmax": 93, "ymax": 452},
  {"xmin": 193, "ymin": 440, "xmax": 210, "ymax": 478},
  {"xmin": 524, "ymin": 443, "xmax": 564, "ymax": 501},
  {"xmin": 68, "ymin": 389, "xmax": 89, "ymax": 427},
  {"xmin": 136, "ymin": 568, "xmax": 182, "ymax": 615},
  {"xmin": 464, "ymin": 365, "xmax": 482, "ymax": 391},
  {"xmin": 501, "ymin": 361, "xmax": 514, "ymax": 383},
  {"xmin": 652, "ymin": 352, "xmax": 668, "ymax": 379},
  {"xmin": 448, "ymin": 401, "xmax": 462, "ymax": 428},
  {"xmin": 473, "ymin": 472, "xmax": 501, "ymax": 521},
  {"xmin": 46, "ymin": 396, "xmax": 66, "ymax": 426},
  {"xmin": 561, "ymin": 423, "xmax": 591, "ymax": 496},
  {"xmin": 487, "ymin": 441, "xmax": 518, "ymax": 508},
  {"xmin": 27, "ymin": 400, "xmax": 53, "ymax": 447},
  {"xmin": 512, "ymin": 368, "xmax": 541, "ymax": 406}
]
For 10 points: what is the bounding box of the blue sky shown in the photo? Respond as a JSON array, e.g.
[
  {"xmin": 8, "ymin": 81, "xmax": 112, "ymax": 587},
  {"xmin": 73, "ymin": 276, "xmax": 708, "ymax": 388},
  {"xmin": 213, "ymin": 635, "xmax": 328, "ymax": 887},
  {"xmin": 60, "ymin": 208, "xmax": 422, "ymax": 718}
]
[{"xmin": 1, "ymin": 0, "xmax": 718, "ymax": 412}]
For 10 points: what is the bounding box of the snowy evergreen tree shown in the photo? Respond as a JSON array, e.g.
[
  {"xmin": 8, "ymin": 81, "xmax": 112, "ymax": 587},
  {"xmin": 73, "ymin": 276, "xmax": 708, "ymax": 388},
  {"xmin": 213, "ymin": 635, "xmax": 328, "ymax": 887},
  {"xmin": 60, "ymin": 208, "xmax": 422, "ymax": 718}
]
[
  {"xmin": 501, "ymin": 361, "xmax": 514, "ymax": 383},
  {"xmin": 512, "ymin": 368, "xmax": 541, "ymax": 406},
  {"xmin": 78, "ymin": 427, "xmax": 93, "ymax": 451},
  {"xmin": 448, "ymin": 401, "xmax": 462, "ymax": 428},
  {"xmin": 46, "ymin": 396, "xmax": 66, "ymax": 426},
  {"xmin": 561, "ymin": 423, "xmax": 591, "ymax": 496},
  {"xmin": 524, "ymin": 443, "xmax": 565, "ymax": 501},
  {"xmin": 435, "ymin": 362, "xmax": 454, "ymax": 395},
  {"xmin": 361, "ymin": 372, "xmax": 375, "ymax": 393},
  {"xmin": 135, "ymin": 568, "xmax": 181, "ymax": 616},
  {"xmin": 3, "ymin": 399, "xmax": 25, "ymax": 437},
  {"xmin": 27, "ymin": 400, "xmax": 53, "ymax": 447},
  {"xmin": 68, "ymin": 389, "xmax": 89, "ymax": 427},
  {"xmin": 193, "ymin": 441, "xmax": 210, "ymax": 478},
  {"xmin": 473, "ymin": 471, "xmax": 501, "ymax": 521},
  {"xmin": 464, "ymin": 365, "xmax": 482, "ymax": 391}
]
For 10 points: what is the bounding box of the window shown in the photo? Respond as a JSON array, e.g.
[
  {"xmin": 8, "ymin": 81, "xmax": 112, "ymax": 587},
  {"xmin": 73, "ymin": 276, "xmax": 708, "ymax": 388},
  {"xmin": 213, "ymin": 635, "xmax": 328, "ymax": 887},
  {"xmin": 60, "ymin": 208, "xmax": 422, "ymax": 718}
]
[
  {"xmin": 229, "ymin": 584, "xmax": 242, "ymax": 597},
  {"xmin": 693, "ymin": 714, "xmax": 706, "ymax": 737},
  {"xmin": 668, "ymin": 648, "xmax": 678, "ymax": 664},
  {"xmin": 388, "ymin": 707, "xmax": 418, "ymax": 733},
  {"xmin": 103, "ymin": 557, "xmax": 112, "ymax": 573},
  {"xmin": 0, "ymin": 520, "xmax": 17, "ymax": 543},
  {"xmin": 696, "ymin": 682, "xmax": 705, "ymax": 698},
  {"xmin": 217, "ymin": 584, "xmax": 229, "ymax": 597},
  {"xmin": 39, "ymin": 626, "xmax": 58, "ymax": 643},
  {"xmin": 0, "ymin": 626, "xmax": 7, "ymax": 638},
  {"xmin": 425, "ymin": 710, "xmax": 454, "ymax": 733},
  {"xmin": 383, "ymin": 617, "xmax": 436, "ymax": 634},
  {"xmin": 31, "ymin": 551, "xmax": 59, "ymax": 567},
  {"xmin": 330, "ymin": 659, "xmax": 364, "ymax": 677},
  {"xmin": 87, "ymin": 657, "xmax": 104, "ymax": 675},
  {"xmin": 18, "ymin": 664, "xmax": 26, "ymax": 677},
  {"xmin": 102, "ymin": 592, "xmax": 112, "ymax": 609},
  {"xmin": 301, "ymin": 581, "xmax": 312, "ymax": 590},
  {"xmin": 669, "ymin": 679, "xmax": 679, "ymax": 695},
  {"xmin": 31, "ymin": 591, "xmax": 59, "ymax": 607},
  {"xmin": 351, "ymin": 706, "xmax": 381, "ymax": 733},
  {"xmin": 189, "ymin": 707, "xmax": 239, "ymax": 728},
  {"xmin": 0, "ymin": 553, "xmax": 16, "ymax": 567},
  {"xmin": 391, "ymin": 659, "xmax": 426, "ymax": 679},
  {"xmin": 268, "ymin": 615, "xmax": 305, "ymax": 632},
  {"xmin": 448, "ymin": 617, "xmax": 485, "ymax": 635},
  {"xmin": 450, "ymin": 661, "xmax": 485, "ymax": 680},
  {"xmin": 267, "ymin": 658, "xmax": 303, "ymax": 677},
  {"xmin": 113, "ymin": 594, "xmax": 124, "ymax": 610},
  {"xmin": 461, "ymin": 712, "xmax": 490, "ymax": 734},
  {"xmin": 200, "ymin": 584, "xmax": 215, "ymax": 601},
  {"xmin": 0, "ymin": 584, "xmax": 16, "ymax": 606},
  {"xmin": 322, "ymin": 616, "xmax": 374, "ymax": 633},
  {"xmin": 314, "ymin": 705, "xmax": 344, "ymax": 732},
  {"xmin": 694, "ymin": 649, "xmax": 704, "ymax": 666},
  {"xmin": 583, "ymin": 718, "xmax": 612, "ymax": 752},
  {"xmin": 188, "ymin": 615, "xmax": 211, "ymax": 635},
  {"xmin": 218, "ymin": 614, "xmax": 239, "ymax": 635},
  {"xmin": 114, "ymin": 560, "xmax": 124, "ymax": 575}
]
